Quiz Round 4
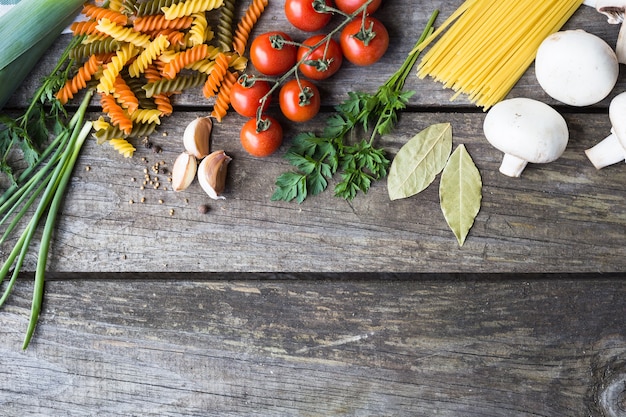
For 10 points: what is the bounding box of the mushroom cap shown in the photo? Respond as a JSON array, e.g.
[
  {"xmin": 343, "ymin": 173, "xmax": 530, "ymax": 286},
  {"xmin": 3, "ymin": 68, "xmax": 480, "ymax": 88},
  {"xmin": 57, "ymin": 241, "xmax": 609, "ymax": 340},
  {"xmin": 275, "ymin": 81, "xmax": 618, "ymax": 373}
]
[
  {"xmin": 535, "ymin": 30, "xmax": 618, "ymax": 106},
  {"xmin": 483, "ymin": 98, "xmax": 569, "ymax": 164}
]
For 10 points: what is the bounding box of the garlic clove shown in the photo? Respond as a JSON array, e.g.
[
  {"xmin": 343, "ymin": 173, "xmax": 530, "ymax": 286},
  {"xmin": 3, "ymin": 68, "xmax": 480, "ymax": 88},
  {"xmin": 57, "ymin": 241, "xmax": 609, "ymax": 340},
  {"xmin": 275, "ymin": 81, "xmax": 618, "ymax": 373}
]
[
  {"xmin": 197, "ymin": 150, "xmax": 231, "ymax": 200},
  {"xmin": 183, "ymin": 116, "xmax": 212, "ymax": 159},
  {"xmin": 171, "ymin": 152, "xmax": 197, "ymax": 191}
]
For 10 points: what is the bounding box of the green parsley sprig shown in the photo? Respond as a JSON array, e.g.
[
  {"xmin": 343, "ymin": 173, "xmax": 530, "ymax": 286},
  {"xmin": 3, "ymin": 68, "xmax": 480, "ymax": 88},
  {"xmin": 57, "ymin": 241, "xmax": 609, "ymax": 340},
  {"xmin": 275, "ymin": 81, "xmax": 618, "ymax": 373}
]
[{"xmin": 272, "ymin": 10, "xmax": 438, "ymax": 203}]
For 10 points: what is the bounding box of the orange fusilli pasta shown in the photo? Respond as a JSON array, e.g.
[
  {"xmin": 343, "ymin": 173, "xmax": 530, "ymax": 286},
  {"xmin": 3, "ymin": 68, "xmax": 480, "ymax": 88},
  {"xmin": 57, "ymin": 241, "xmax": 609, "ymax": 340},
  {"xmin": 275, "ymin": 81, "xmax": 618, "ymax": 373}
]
[
  {"xmin": 161, "ymin": 43, "xmax": 208, "ymax": 79},
  {"xmin": 82, "ymin": 3, "xmax": 128, "ymax": 25},
  {"xmin": 56, "ymin": 54, "xmax": 101, "ymax": 105},
  {"xmin": 133, "ymin": 15, "xmax": 193, "ymax": 32},
  {"xmin": 210, "ymin": 70, "xmax": 238, "ymax": 122},
  {"xmin": 232, "ymin": 0, "xmax": 268, "ymax": 56},
  {"xmin": 202, "ymin": 52, "xmax": 229, "ymax": 98},
  {"xmin": 100, "ymin": 93, "xmax": 133, "ymax": 135},
  {"xmin": 113, "ymin": 75, "xmax": 140, "ymax": 114}
]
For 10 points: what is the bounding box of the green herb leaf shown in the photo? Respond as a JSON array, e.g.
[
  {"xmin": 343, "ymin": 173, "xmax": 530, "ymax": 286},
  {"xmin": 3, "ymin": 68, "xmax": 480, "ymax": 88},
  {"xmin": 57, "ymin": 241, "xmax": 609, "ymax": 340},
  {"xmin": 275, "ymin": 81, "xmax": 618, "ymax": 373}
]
[
  {"xmin": 439, "ymin": 144, "xmax": 482, "ymax": 246},
  {"xmin": 271, "ymin": 172, "xmax": 308, "ymax": 203},
  {"xmin": 387, "ymin": 123, "xmax": 452, "ymax": 200}
]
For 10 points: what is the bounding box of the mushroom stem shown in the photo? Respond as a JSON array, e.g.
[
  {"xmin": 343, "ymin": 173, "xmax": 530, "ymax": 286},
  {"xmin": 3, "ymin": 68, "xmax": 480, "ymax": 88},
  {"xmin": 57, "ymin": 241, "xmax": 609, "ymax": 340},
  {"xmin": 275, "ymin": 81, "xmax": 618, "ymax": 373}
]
[
  {"xmin": 585, "ymin": 132, "xmax": 626, "ymax": 169},
  {"xmin": 617, "ymin": 22, "xmax": 626, "ymax": 64},
  {"xmin": 499, "ymin": 153, "xmax": 529, "ymax": 177}
]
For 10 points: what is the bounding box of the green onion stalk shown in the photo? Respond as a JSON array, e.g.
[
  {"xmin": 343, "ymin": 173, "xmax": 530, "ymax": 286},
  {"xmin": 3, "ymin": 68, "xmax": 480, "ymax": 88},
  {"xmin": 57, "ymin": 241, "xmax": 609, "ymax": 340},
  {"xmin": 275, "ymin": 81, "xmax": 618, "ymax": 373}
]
[{"xmin": 0, "ymin": 1, "xmax": 95, "ymax": 347}]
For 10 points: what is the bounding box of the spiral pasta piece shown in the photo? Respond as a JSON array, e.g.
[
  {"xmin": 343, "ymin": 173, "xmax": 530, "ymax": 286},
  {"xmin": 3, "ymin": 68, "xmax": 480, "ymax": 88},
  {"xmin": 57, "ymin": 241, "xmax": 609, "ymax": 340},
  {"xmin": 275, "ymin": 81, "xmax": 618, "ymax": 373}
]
[
  {"xmin": 56, "ymin": 54, "xmax": 101, "ymax": 105},
  {"xmin": 232, "ymin": 0, "xmax": 268, "ymax": 55},
  {"xmin": 143, "ymin": 72, "xmax": 208, "ymax": 97},
  {"xmin": 100, "ymin": 93, "xmax": 133, "ymax": 135},
  {"xmin": 161, "ymin": 43, "xmax": 208, "ymax": 79},
  {"xmin": 70, "ymin": 38, "xmax": 122, "ymax": 60},
  {"xmin": 128, "ymin": 34, "xmax": 170, "ymax": 77},
  {"xmin": 134, "ymin": 0, "xmax": 177, "ymax": 16},
  {"xmin": 93, "ymin": 116, "xmax": 112, "ymax": 133},
  {"xmin": 96, "ymin": 18, "xmax": 152, "ymax": 48},
  {"xmin": 113, "ymin": 75, "xmax": 140, "ymax": 114},
  {"xmin": 210, "ymin": 70, "xmax": 237, "ymax": 122},
  {"xmin": 97, "ymin": 42, "xmax": 138, "ymax": 94},
  {"xmin": 108, "ymin": 138, "xmax": 136, "ymax": 158},
  {"xmin": 108, "ymin": 0, "xmax": 124, "ymax": 12},
  {"xmin": 188, "ymin": 12, "xmax": 208, "ymax": 46},
  {"xmin": 82, "ymin": 3, "xmax": 128, "ymax": 25},
  {"xmin": 130, "ymin": 108, "xmax": 163, "ymax": 124},
  {"xmin": 202, "ymin": 52, "xmax": 229, "ymax": 98},
  {"xmin": 70, "ymin": 20, "xmax": 100, "ymax": 36},
  {"xmin": 133, "ymin": 15, "xmax": 193, "ymax": 32},
  {"xmin": 162, "ymin": 0, "xmax": 224, "ymax": 20},
  {"xmin": 93, "ymin": 122, "xmax": 158, "ymax": 143},
  {"xmin": 216, "ymin": 0, "xmax": 235, "ymax": 51}
]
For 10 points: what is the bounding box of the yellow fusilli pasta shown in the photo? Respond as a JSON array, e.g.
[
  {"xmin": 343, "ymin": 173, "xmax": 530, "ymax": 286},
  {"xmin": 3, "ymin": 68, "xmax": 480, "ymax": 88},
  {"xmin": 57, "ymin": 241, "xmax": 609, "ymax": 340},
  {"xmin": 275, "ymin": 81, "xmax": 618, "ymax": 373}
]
[
  {"xmin": 162, "ymin": 0, "xmax": 225, "ymax": 20},
  {"xmin": 108, "ymin": 138, "xmax": 136, "ymax": 158},
  {"xmin": 188, "ymin": 12, "xmax": 208, "ymax": 46},
  {"xmin": 96, "ymin": 18, "xmax": 152, "ymax": 48},
  {"xmin": 128, "ymin": 34, "xmax": 170, "ymax": 77},
  {"xmin": 96, "ymin": 42, "xmax": 138, "ymax": 94},
  {"xmin": 130, "ymin": 108, "xmax": 163, "ymax": 124}
]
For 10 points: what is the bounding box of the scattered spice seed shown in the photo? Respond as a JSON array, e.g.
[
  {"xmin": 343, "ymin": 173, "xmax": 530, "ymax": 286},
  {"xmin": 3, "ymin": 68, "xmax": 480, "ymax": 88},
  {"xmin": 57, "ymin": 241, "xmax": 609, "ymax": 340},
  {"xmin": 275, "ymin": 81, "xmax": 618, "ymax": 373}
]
[
  {"xmin": 85, "ymin": 166, "xmax": 90, "ymax": 171},
  {"xmin": 198, "ymin": 204, "xmax": 210, "ymax": 214},
  {"xmin": 129, "ymin": 199, "xmax": 134, "ymax": 204},
  {"xmin": 169, "ymin": 209, "xmax": 174, "ymax": 216},
  {"xmin": 159, "ymin": 199, "xmax": 164, "ymax": 204}
]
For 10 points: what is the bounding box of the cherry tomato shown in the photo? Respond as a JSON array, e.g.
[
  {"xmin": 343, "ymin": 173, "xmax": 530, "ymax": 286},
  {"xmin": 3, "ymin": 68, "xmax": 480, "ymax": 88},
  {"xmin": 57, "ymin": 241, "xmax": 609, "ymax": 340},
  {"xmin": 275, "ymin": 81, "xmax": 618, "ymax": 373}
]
[
  {"xmin": 250, "ymin": 31, "xmax": 298, "ymax": 76},
  {"xmin": 339, "ymin": 16, "xmax": 389, "ymax": 66},
  {"xmin": 279, "ymin": 79, "xmax": 321, "ymax": 122},
  {"xmin": 285, "ymin": 0, "xmax": 333, "ymax": 32},
  {"xmin": 298, "ymin": 35, "xmax": 343, "ymax": 80},
  {"xmin": 335, "ymin": 0, "xmax": 381, "ymax": 14},
  {"xmin": 240, "ymin": 116, "xmax": 283, "ymax": 157},
  {"xmin": 230, "ymin": 75, "xmax": 272, "ymax": 118}
]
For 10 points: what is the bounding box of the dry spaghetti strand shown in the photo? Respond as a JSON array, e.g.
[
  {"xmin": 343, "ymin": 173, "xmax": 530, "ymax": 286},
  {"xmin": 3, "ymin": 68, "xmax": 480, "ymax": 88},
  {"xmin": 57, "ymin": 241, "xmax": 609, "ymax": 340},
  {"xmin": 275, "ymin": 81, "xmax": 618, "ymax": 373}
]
[{"xmin": 416, "ymin": 0, "xmax": 584, "ymax": 110}]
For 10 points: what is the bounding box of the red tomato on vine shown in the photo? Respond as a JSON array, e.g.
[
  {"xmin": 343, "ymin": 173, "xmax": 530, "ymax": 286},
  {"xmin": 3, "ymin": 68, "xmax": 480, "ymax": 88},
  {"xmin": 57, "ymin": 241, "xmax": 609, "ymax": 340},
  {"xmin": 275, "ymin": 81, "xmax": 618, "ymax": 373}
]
[
  {"xmin": 240, "ymin": 116, "xmax": 283, "ymax": 157},
  {"xmin": 335, "ymin": 0, "xmax": 381, "ymax": 14},
  {"xmin": 285, "ymin": 0, "xmax": 333, "ymax": 32},
  {"xmin": 298, "ymin": 35, "xmax": 343, "ymax": 80},
  {"xmin": 250, "ymin": 31, "xmax": 298, "ymax": 76},
  {"xmin": 340, "ymin": 16, "xmax": 389, "ymax": 66},
  {"xmin": 279, "ymin": 79, "xmax": 321, "ymax": 122},
  {"xmin": 230, "ymin": 75, "xmax": 272, "ymax": 118}
]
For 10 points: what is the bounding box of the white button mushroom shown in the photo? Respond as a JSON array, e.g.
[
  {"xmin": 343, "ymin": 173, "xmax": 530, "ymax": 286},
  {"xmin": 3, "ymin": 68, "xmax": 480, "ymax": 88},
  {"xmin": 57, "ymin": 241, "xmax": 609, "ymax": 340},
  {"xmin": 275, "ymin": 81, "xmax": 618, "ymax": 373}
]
[
  {"xmin": 483, "ymin": 98, "xmax": 569, "ymax": 177},
  {"xmin": 535, "ymin": 30, "xmax": 619, "ymax": 106},
  {"xmin": 585, "ymin": 91, "xmax": 626, "ymax": 169}
]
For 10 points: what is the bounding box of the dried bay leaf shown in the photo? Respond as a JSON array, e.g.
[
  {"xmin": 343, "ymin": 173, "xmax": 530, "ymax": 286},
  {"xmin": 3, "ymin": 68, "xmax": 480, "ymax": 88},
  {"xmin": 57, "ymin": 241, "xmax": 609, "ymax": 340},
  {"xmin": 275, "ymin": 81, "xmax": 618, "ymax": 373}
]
[
  {"xmin": 439, "ymin": 144, "xmax": 482, "ymax": 246},
  {"xmin": 387, "ymin": 123, "xmax": 452, "ymax": 200}
]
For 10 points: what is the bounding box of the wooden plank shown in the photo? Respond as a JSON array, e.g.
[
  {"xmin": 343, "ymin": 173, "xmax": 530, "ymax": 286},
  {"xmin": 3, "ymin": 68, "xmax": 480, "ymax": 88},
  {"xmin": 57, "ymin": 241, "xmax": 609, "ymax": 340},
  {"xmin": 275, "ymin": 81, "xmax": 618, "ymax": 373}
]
[
  {"xmin": 2, "ymin": 110, "xmax": 624, "ymax": 273},
  {"xmin": 1, "ymin": 276, "xmax": 624, "ymax": 416}
]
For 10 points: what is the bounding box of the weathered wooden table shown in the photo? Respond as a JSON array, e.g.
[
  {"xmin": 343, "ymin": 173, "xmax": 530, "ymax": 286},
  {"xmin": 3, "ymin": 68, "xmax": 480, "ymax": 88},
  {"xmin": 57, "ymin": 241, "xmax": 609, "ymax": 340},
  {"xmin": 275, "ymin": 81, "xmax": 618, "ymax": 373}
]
[{"xmin": 1, "ymin": 1, "xmax": 625, "ymax": 416}]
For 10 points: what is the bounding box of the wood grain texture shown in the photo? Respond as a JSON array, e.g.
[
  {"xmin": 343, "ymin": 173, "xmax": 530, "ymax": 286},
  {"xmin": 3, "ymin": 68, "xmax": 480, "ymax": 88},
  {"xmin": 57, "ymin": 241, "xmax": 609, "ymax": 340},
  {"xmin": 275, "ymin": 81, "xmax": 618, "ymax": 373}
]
[
  {"xmin": 0, "ymin": 275, "xmax": 624, "ymax": 416},
  {"xmin": 1, "ymin": 2, "xmax": 626, "ymax": 415}
]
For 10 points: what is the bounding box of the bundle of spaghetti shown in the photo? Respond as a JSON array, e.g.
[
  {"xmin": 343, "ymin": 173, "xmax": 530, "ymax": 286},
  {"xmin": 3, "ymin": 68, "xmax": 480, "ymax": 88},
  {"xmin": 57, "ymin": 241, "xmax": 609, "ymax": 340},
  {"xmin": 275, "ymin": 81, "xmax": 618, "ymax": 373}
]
[{"xmin": 415, "ymin": 0, "xmax": 584, "ymax": 110}]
